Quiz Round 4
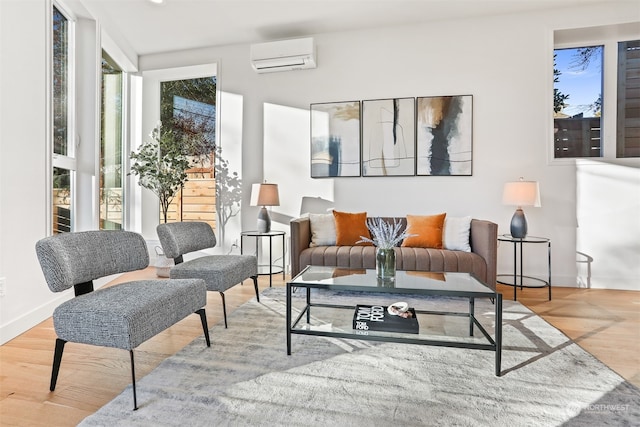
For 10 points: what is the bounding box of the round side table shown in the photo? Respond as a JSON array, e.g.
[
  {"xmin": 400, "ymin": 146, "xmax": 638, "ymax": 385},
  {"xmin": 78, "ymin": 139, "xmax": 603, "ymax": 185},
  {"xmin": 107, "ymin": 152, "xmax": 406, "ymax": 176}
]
[
  {"xmin": 497, "ymin": 234, "xmax": 551, "ymax": 301},
  {"xmin": 240, "ymin": 231, "xmax": 286, "ymax": 288}
]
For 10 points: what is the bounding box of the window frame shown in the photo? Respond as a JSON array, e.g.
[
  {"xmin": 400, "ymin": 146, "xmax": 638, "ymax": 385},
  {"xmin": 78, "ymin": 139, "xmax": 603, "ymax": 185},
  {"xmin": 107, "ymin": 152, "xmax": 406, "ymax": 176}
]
[
  {"xmin": 552, "ymin": 45, "xmax": 604, "ymax": 159},
  {"xmin": 550, "ymin": 24, "xmax": 640, "ymax": 166},
  {"xmin": 138, "ymin": 64, "xmax": 218, "ymax": 238}
]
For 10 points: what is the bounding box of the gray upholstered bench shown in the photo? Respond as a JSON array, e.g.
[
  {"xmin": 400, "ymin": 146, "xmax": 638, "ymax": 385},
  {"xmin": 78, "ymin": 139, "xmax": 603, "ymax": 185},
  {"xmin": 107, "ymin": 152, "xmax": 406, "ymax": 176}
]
[
  {"xmin": 36, "ymin": 230, "xmax": 210, "ymax": 410},
  {"xmin": 157, "ymin": 221, "xmax": 259, "ymax": 328}
]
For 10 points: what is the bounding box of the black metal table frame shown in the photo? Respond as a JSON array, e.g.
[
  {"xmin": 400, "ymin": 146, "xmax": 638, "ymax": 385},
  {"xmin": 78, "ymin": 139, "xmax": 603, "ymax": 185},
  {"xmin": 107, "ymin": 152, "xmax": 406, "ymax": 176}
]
[
  {"xmin": 240, "ymin": 231, "xmax": 286, "ymax": 288},
  {"xmin": 285, "ymin": 271, "xmax": 503, "ymax": 376},
  {"xmin": 497, "ymin": 235, "xmax": 551, "ymax": 301}
]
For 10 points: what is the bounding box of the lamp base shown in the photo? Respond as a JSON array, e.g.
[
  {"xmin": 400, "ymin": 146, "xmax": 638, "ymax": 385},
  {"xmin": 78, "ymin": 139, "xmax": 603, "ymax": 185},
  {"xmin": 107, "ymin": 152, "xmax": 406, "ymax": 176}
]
[
  {"xmin": 257, "ymin": 207, "xmax": 271, "ymax": 233},
  {"xmin": 510, "ymin": 208, "xmax": 528, "ymax": 239}
]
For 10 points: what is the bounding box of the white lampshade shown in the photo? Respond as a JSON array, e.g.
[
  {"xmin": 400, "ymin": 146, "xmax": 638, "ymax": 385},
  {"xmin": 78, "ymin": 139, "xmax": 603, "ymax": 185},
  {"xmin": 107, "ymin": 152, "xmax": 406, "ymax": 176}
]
[
  {"xmin": 250, "ymin": 183, "xmax": 280, "ymax": 207},
  {"xmin": 502, "ymin": 179, "xmax": 541, "ymax": 208},
  {"xmin": 250, "ymin": 182, "xmax": 279, "ymax": 233}
]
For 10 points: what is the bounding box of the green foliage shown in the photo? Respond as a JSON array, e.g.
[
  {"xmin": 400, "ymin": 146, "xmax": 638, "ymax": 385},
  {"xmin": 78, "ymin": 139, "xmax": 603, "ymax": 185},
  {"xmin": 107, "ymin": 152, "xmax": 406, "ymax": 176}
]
[
  {"xmin": 592, "ymin": 94, "xmax": 602, "ymax": 116},
  {"xmin": 129, "ymin": 124, "xmax": 190, "ymax": 223},
  {"xmin": 160, "ymin": 77, "xmax": 217, "ymax": 172},
  {"xmin": 554, "ymin": 88, "xmax": 570, "ymax": 114},
  {"xmin": 174, "ymin": 115, "xmax": 216, "ymax": 172},
  {"xmin": 553, "ymin": 53, "xmax": 570, "ymax": 114},
  {"xmin": 160, "ymin": 77, "xmax": 216, "ymax": 116}
]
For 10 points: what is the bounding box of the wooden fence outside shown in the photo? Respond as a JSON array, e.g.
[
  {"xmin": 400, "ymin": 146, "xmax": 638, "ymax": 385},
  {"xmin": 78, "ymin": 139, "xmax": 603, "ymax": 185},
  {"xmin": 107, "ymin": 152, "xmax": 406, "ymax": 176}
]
[
  {"xmin": 554, "ymin": 117, "xmax": 601, "ymax": 158},
  {"xmin": 53, "ymin": 169, "xmax": 218, "ymax": 233},
  {"xmin": 165, "ymin": 171, "xmax": 216, "ymax": 230}
]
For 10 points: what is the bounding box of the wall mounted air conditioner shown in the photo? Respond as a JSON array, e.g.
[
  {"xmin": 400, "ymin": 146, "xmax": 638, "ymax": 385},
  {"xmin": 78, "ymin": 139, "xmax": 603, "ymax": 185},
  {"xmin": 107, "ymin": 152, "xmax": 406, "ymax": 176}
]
[{"xmin": 250, "ymin": 37, "xmax": 316, "ymax": 73}]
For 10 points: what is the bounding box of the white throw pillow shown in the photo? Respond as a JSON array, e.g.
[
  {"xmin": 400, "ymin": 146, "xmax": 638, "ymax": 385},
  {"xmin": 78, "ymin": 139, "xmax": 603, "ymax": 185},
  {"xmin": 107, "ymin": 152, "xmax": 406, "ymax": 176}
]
[
  {"xmin": 443, "ymin": 216, "xmax": 472, "ymax": 252},
  {"xmin": 309, "ymin": 213, "xmax": 337, "ymax": 247}
]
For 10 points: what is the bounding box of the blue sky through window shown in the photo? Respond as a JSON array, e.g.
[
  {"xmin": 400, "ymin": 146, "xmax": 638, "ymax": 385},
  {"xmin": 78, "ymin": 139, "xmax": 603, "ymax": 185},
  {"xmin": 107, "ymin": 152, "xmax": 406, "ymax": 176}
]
[{"xmin": 554, "ymin": 46, "xmax": 603, "ymax": 118}]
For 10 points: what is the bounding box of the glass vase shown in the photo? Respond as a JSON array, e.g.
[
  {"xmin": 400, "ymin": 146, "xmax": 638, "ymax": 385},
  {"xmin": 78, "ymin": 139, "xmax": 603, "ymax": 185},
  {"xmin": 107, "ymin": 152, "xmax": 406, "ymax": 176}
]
[{"xmin": 376, "ymin": 247, "xmax": 396, "ymax": 282}]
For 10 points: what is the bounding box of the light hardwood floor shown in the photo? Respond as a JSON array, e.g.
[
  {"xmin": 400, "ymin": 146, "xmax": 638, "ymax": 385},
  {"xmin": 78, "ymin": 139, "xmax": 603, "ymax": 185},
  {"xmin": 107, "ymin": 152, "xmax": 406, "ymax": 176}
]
[{"xmin": 1, "ymin": 269, "xmax": 638, "ymax": 426}]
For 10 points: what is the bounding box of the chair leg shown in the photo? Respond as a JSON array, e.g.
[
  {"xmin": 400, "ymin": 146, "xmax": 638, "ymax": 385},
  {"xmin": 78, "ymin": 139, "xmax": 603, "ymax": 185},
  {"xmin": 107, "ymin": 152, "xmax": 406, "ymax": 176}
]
[
  {"xmin": 130, "ymin": 350, "xmax": 138, "ymax": 411},
  {"xmin": 50, "ymin": 338, "xmax": 66, "ymax": 391},
  {"xmin": 252, "ymin": 275, "xmax": 260, "ymax": 302},
  {"xmin": 219, "ymin": 291, "xmax": 228, "ymax": 328},
  {"xmin": 196, "ymin": 308, "xmax": 211, "ymax": 347}
]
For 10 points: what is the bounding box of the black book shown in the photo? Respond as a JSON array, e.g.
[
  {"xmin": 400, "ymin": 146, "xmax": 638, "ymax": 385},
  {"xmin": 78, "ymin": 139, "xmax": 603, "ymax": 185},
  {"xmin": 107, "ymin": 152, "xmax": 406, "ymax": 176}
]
[{"xmin": 353, "ymin": 305, "xmax": 419, "ymax": 334}]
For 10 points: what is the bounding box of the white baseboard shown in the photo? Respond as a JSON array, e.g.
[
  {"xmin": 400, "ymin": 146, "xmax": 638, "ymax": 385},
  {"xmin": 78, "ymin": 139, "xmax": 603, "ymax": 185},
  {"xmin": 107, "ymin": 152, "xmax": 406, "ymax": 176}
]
[
  {"xmin": 0, "ymin": 274, "xmax": 121, "ymax": 346},
  {"xmin": 0, "ymin": 291, "xmax": 72, "ymax": 345},
  {"xmin": 586, "ymin": 278, "xmax": 640, "ymax": 291},
  {"xmin": 548, "ymin": 274, "xmax": 639, "ymax": 291}
]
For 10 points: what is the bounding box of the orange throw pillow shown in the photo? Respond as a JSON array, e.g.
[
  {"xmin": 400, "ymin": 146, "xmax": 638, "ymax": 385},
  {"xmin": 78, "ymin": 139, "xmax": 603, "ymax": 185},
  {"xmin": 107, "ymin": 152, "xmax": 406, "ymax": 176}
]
[
  {"xmin": 401, "ymin": 213, "xmax": 447, "ymax": 248},
  {"xmin": 333, "ymin": 211, "xmax": 372, "ymax": 246}
]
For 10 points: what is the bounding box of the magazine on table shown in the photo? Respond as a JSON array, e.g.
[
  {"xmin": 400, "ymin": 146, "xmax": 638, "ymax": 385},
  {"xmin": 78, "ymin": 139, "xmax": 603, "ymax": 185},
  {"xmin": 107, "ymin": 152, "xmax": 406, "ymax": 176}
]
[{"xmin": 352, "ymin": 303, "xmax": 419, "ymax": 334}]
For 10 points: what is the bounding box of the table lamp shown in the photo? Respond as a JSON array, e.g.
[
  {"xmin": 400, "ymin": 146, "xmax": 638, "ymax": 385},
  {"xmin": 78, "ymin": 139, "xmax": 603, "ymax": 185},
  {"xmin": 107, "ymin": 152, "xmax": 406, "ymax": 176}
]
[
  {"xmin": 502, "ymin": 177, "xmax": 541, "ymax": 239},
  {"xmin": 250, "ymin": 182, "xmax": 280, "ymax": 233}
]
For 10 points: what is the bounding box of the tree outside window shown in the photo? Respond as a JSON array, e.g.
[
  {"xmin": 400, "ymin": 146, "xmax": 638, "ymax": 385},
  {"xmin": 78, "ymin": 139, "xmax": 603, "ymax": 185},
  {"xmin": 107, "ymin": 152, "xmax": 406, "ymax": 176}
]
[{"xmin": 156, "ymin": 76, "xmax": 241, "ymax": 246}]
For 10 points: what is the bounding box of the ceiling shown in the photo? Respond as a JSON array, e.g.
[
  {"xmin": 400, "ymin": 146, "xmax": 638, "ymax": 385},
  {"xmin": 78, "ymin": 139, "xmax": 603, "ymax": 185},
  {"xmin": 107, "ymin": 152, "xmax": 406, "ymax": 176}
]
[{"xmin": 74, "ymin": 0, "xmax": 615, "ymax": 56}]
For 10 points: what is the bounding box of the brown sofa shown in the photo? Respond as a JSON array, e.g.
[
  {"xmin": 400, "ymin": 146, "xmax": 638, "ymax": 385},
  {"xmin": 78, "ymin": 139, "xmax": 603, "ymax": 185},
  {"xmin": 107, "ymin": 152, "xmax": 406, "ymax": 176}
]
[{"xmin": 290, "ymin": 216, "xmax": 498, "ymax": 290}]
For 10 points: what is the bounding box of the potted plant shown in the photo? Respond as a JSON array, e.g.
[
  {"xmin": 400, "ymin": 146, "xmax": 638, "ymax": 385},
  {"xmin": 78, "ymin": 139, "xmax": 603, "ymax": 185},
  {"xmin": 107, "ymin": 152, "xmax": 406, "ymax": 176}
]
[
  {"xmin": 358, "ymin": 217, "xmax": 414, "ymax": 281},
  {"xmin": 129, "ymin": 123, "xmax": 190, "ymax": 223}
]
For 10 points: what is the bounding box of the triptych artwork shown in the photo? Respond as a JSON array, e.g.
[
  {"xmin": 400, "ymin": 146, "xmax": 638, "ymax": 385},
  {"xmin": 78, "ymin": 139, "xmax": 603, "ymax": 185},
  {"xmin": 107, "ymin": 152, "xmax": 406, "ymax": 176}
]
[{"xmin": 310, "ymin": 95, "xmax": 472, "ymax": 178}]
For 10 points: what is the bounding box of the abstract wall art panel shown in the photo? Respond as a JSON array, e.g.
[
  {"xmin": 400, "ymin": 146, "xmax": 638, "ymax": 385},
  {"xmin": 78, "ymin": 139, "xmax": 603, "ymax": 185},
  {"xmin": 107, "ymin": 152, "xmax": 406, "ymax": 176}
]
[
  {"xmin": 310, "ymin": 101, "xmax": 361, "ymax": 178},
  {"xmin": 416, "ymin": 95, "xmax": 473, "ymax": 176},
  {"xmin": 361, "ymin": 98, "xmax": 415, "ymax": 176}
]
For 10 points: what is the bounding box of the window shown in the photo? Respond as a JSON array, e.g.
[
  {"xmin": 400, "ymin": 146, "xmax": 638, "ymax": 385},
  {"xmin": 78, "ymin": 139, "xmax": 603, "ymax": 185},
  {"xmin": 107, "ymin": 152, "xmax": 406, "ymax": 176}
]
[
  {"xmin": 159, "ymin": 76, "xmax": 217, "ymax": 227},
  {"xmin": 51, "ymin": 4, "xmax": 75, "ymax": 233},
  {"xmin": 617, "ymin": 40, "xmax": 640, "ymax": 158},
  {"xmin": 553, "ymin": 46, "xmax": 603, "ymax": 158},
  {"xmin": 100, "ymin": 50, "xmax": 124, "ymax": 229}
]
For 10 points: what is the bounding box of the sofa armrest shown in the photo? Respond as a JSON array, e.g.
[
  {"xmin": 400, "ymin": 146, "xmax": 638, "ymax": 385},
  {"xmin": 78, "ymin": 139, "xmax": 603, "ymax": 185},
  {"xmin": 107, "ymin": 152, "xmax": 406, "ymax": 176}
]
[
  {"xmin": 290, "ymin": 217, "xmax": 311, "ymax": 277},
  {"xmin": 470, "ymin": 219, "xmax": 498, "ymax": 289}
]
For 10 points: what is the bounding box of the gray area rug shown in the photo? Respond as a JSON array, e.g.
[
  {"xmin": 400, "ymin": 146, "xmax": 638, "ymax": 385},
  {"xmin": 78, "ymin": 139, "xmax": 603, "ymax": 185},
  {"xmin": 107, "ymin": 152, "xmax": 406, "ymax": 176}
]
[{"xmin": 80, "ymin": 287, "xmax": 639, "ymax": 426}]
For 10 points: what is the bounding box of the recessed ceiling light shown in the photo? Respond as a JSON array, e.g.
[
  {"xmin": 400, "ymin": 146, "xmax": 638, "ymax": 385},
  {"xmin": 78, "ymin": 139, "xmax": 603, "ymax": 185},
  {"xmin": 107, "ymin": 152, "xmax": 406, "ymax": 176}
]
[{"xmin": 149, "ymin": 0, "xmax": 164, "ymax": 4}]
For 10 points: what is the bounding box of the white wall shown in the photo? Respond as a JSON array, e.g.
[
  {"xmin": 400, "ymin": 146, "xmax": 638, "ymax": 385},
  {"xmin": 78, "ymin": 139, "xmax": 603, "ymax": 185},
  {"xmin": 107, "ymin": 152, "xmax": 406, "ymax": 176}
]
[
  {"xmin": 139, "ymin": 3, "xmax": 640, "ymax": 290},
  {"xmin": 0, "ymin": 0, "xmax": 56, "ymax": 344},
  {"xmin": 1, "ymin": 1, "xmax": 638, "ymax": 344},
  {"xmin": 0, "ymin": 0, "xmax": 111, "ymax": 344},
  {"xmin": 576, "ymin": 160, "xmax": 640, "ymax": 289}
]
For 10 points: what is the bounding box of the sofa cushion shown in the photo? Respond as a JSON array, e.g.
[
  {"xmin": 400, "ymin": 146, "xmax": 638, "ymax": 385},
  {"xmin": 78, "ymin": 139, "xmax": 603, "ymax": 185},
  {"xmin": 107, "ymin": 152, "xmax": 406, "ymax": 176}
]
[
  {"xmin": 309, "ymin": 213, "xmax": 337, "ymax": 247},
  {"xmin": 299, "ymin": 246, "xmax": 486, "ymax": 281},
  {"xmin": 401, "ymin": 213, "xmax": 446, "ymax": 249},
  {"xmin": 395, "ymin": 247, "xmax": 485, "ymax": 278},
  {"xmin": 333, "ymin": 211, "xmax": 372, "ymax": 246},
  {"xmin": 443, "ymin": 216, "xmax": 472, "ymax": 252}
]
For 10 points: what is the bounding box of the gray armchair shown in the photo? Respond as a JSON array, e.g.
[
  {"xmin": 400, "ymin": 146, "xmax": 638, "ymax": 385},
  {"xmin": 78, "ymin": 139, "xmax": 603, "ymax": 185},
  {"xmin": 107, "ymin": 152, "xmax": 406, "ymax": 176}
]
[
  {"xmin": 156, "ymin": 221, "xmax": 259, "ymax": 328},
  {"xmin": 35, "ymin": 230, "xmax": 210, "ymax": 410}
]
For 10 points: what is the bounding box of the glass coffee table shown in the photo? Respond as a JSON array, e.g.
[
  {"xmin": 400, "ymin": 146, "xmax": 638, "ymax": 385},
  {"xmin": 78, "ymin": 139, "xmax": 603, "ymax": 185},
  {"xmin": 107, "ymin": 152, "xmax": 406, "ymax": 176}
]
[{"xmin": 286, "ymin": 266, "xmax": 503, "ymax": 376}]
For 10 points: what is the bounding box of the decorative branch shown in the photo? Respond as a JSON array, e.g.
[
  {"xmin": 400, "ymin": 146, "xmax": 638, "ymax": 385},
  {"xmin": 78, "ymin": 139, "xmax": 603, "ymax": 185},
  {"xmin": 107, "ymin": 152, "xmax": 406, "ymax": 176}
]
[{"xmin": 357, "ymin": 217, "xmax": 414, "ymax": 249}]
